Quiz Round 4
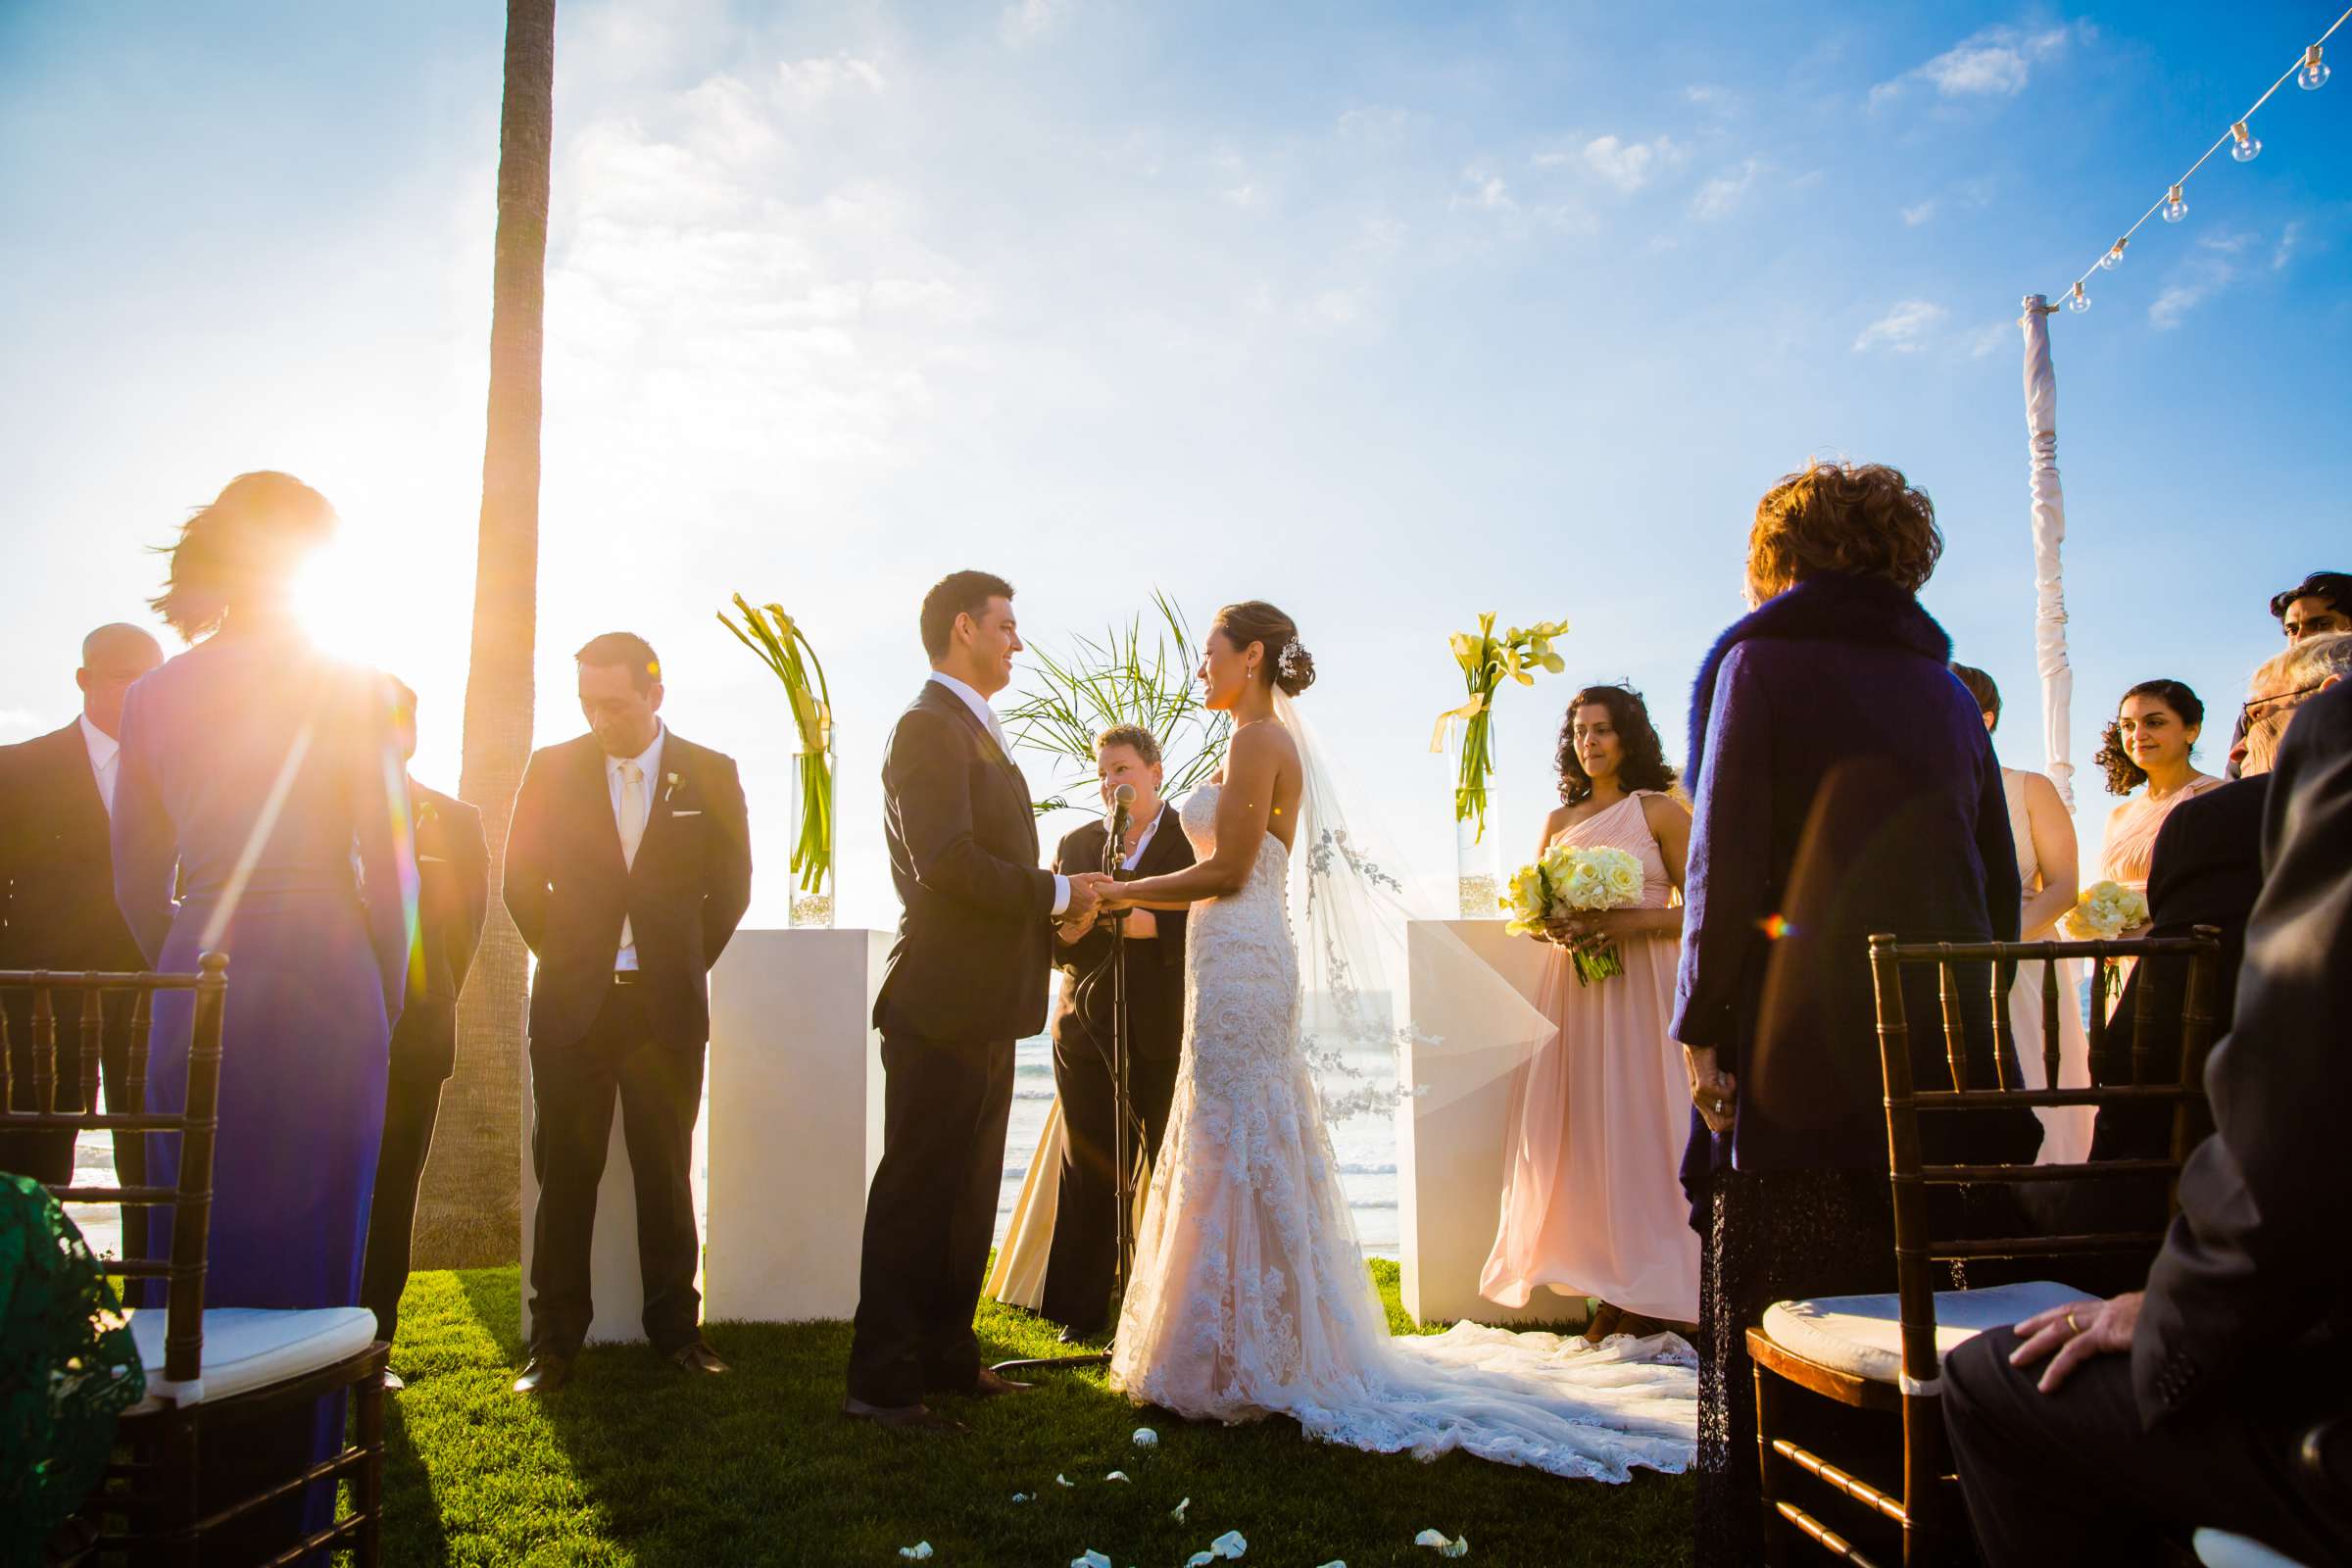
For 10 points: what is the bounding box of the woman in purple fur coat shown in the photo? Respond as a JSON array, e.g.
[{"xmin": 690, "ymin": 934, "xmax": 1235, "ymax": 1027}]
[{"xmin": 1670, "ymin": 462, "xmax": 2036, "ymax": 1564}]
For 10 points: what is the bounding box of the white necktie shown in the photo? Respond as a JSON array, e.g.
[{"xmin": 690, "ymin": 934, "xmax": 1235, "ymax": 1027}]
[{"xmin": 617, "ymin": 760, "xmax": 647, "ymax": 960}]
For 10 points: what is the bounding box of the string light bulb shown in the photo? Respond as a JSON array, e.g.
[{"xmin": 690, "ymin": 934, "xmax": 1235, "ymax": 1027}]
[
  {"xmin": 2067, "ymin": 281, "xmax": 2090, "ymax": 313},
  {"xmin": 2163, "ymin": 184, "xmax": 2188, "ymax": 222},
  {"xmin": 2098, "ymin": 238, "xmax": 2128, "ymax": 270},
  {"xmin": 2230, "ymin": 121, "xmax": 2262, "ymax": 162},
  {"xmin": 2301, "ymin": 43, "xmax": 2330, "ymax": 88}
]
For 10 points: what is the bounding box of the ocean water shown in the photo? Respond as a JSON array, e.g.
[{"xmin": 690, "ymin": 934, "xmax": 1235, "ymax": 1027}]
[{"xmin": 63, "ymin": 1032, "xmax": 1403, "ymax": 1265}]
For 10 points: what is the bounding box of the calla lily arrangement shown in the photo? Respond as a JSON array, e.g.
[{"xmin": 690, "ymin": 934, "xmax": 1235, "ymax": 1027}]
[
  {"xmin": 1431, "ymin": 612, "xmax": 1570, "ymax": 843},
  {"xmin": 719, "ymin": 595, "xmax": 835, "ymax": 909}
]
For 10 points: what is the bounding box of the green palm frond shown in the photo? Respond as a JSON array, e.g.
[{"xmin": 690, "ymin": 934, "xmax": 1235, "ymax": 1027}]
[{"xmin": 1003, "ymin": 589, "xmax": 1231, "ymax": 813}]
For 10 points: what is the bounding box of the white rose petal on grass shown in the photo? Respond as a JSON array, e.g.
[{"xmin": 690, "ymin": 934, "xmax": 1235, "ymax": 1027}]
[
  {"xmin": 898, "ymin": 1545, "xmax": 933, "ymax": 1562},
  {"xmin": 1055, "ymin": 1474, "xmax": 1075, "ymax": 1488},
  {"xmin": 1011, "ymin": 1494, "xmax": 1031, "ymax": 1504},
  {"xmin": 1072, "ymin": 1553, "xmax": 1112, "ymax": 1568},
  {"xmin": 1188, "ymin": 1555, "xmax": 1214, "ymax": 1567},
  {"xmin": 1132, "ymin": 1427, "xmax": 1159, "ymax": 1447},
  {"xmin": 1415, "ymin": 1529, "xmax": 1471, "ymax": 1557},
  {"xmin": 1210, "ymin": 1530, "xmax": 1248, "ymax": 1558},
  {"xmin": 1170, "ymin": 1496, "xmax": 1192, "ymax": 1521},
  {"xmin": 1104, "ymin": 1470, "xmax": 1131, "ymax": 1483}
]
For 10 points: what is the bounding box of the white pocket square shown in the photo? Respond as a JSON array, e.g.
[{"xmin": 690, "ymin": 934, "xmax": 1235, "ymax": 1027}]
[{"xmin": 670, "ymin": 808, "xmax": 702, "ymax": 817}]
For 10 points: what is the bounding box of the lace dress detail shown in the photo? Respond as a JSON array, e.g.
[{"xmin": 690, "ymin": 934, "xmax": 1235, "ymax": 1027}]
[{"xmin": 1109, "ymin": 785, "xmax": 1698, "ymax": 1481}]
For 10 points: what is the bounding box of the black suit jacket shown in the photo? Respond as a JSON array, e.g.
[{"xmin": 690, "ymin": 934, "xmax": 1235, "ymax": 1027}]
[
  {"xmin": 2088, "ymin": 776, "xmax": 2268, "ymax": 1153},
  {"xmin": 0, "ymin": 721, "xmax": 146, "ymax": 974},
  {"xmin": 873, "ymin": 681, "xmax": 1056, "ymax": 1043},
  {"xmin": 2134, "ymin": 681, "xmax": 2352, "ymax": 1426},
  {"xmin": 390, "ymin": 780, "xmax": 490, "ymax": 1081},
  {"xmin": 1051, "ymin": 805, "xmax": 1195, "ymax": 1063},
  {"xmin": 504, "ymin": 728, "xmax": 752, "ymax": 1052}
]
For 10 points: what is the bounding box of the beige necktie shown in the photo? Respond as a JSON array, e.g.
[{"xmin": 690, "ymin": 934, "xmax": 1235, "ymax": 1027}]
[{"xmin": 616, "ymin": 760, "xmax": 647, "ymax": 958}]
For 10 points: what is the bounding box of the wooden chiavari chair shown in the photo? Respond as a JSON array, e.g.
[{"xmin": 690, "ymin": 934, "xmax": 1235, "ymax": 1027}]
[
  {"xmin": 1745, "ymin": 927, "xmax": 2224, "ymax": 1567},
  {"xmin": 0, "ymin": 956, "xmax": 389, "ymax": 1567}
]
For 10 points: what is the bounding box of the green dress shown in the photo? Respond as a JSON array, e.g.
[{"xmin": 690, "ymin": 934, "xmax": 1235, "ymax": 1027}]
[{"xmin": 0, "ymin": 1172, "xmax": 146, "ymax": 1564}]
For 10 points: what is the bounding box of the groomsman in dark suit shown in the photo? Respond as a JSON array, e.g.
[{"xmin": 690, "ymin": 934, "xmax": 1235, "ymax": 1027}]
[
  {"xmin": 1941, "ymin": 671, "xmax": 2352, "ymax": 1567},
  {"xmin": 1041, "ymin": 723, "xmax": 1195, "ymax": 1340},
  {"xmin": 0, "ymin": 623, "xmax": 164, "ymax": 1224},
  {"xmin": 359, "ymin": 680, "xmax": 489, "ymax": 1383},
  {"xmin": 845, "ymin": 571, "xmax": 1111, "ymax": 1430},
  {"xmin": 506, "ymin": 633, "xmax": 752, "ymax": 1394}
]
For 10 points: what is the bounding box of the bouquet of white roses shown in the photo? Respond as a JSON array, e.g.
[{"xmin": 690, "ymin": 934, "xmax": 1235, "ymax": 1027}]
[
  {"xmin": 1500, "ymin": 842, "xmax": 1644, "ymax": 985},
  {"xmin": 2062, "ymin": 879, "xmax": 2150, "ymax": 941}
]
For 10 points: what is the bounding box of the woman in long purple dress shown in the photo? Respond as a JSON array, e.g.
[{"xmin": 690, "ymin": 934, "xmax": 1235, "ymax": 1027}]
[{"xmin": 111, "ymin": 470, "xmax": 415, "ymax": 1554}]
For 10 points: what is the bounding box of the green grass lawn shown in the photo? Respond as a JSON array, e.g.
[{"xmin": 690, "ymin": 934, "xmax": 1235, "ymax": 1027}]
[{"xmin": 378, "ymin": 1261, "xmax": 1692, "ymax": 1567}]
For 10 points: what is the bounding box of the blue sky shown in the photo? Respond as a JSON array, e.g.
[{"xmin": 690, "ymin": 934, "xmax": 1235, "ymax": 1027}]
[{"xmin": 3, "ymin": 0, "xmax": 2346, "ymax": 927}]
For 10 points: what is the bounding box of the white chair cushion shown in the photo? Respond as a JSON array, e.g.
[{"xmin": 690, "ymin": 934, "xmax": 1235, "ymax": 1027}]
[
  {"xmin": 1760, "ymin": 1280, "xmax": 2093, "ymax": 1390},
  {"xmin": 2193, "ymin": 1529, "xmax": 2313, "ymax": 1568},
  {"xmin": 124, "ymin": 1305, "xmax": 379, "ymax": 1409}
]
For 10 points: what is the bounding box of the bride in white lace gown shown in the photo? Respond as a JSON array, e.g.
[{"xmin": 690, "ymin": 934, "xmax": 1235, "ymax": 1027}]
[{"xmin": 1101, "ymin": 603, "xmax": 1696, "ymax": 1482}]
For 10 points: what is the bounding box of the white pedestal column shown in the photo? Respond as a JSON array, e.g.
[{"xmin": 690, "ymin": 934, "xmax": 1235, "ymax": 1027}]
[
  {"xmin": 1397, "ymin": 918, "xmax": 1584, "ymax": 1329},
  {"xmin": 704, "ymin": 927, "xmax": 892, "ymax": 1323}
]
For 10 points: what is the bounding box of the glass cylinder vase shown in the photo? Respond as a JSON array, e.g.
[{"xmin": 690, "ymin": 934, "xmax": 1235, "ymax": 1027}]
[
  {"xmin": 1448, "ymin": 713, "xmax": 1502, "ymax": 918},
  {"xmin": 787, "ymin": 733, "xmax": 837, "ymax": 928}
]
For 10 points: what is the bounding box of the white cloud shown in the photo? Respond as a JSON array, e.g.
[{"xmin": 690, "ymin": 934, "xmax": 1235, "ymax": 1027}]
[
  {"xmin": 1872, "ymin": 23, "xmax": 2082, "ymax": 108},
  {"xmin": 1553, "ymin": 133, "xmax": 1687, "ymax": 193},
  {"xmin": 2147, "ymin": 281, "xmax": 2212, "ymax": 331},
  {"xmin": 2274, "ymin": 221, "xmax": 2302, "ymax": 270},
  {"xmin": 1967, "ymin": 321, "xmax": 2010, "ymax": 359},
  {"xmin": 999, "ymin": 0, "xmax": 1071, "ymax": 45},
  {"xmin": 1456, "ymin": 167, "xmax": 1515, "ymax": 212},
  {"xmin": 1853, "ymin": 299, "xmax": 1948, "ymax": 353},
  {"xmin": 1901, "ymin": 200, "xmax": 1937, "ymax": 225},
  {"xmin": 1690, "ymin": 159, "xmax": 1762, "ymax": 220},
  {"xmin": 775, "ymin": 55, "xmax": 887, "ymax": 106}
]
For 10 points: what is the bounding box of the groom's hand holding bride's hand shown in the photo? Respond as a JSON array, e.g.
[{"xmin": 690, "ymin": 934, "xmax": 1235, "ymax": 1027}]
[{"xmin": 1063, "ymin": 871, "xmax": 1114, "ymax": 929}]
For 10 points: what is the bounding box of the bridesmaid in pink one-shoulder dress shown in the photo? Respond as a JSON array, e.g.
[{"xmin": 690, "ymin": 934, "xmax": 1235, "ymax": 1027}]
[{"xmin": 1481, "ymin": 688, "xmax": 1701, "ymax": 1329}]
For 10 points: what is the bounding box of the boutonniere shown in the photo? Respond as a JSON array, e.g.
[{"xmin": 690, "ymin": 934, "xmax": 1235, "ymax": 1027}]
[
  {"xmin": 662, "ymin": 771, "xmax": 682, "ymax": 804},
  {"xmin": 415, "ymin": 798, "xmax": 440, "ymax": 830}
]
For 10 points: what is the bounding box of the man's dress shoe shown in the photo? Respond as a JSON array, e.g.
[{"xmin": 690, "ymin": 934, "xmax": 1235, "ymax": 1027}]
[
  {"xmin": 670, "ymin": 1341, "xmax": 731, "ymax": 1375},
  {"xmin": 514, "ymin": 1354, "xmax": 572, "ymax": 1396},
  {"xmin": 966, "ymin": 1367, "xmax": 1034, "ymax": 1397}
]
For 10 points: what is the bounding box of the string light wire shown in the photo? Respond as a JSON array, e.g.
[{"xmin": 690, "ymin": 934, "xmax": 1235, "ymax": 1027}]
[{"xmin": 2058, "ymin": 7, "xmax": 2348, "ymax": 309}]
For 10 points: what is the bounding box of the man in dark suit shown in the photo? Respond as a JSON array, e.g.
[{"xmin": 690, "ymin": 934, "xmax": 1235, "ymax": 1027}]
[
  {"xmin": 1941, "ymin": 670, "xmax": 2352, "ymax": 1567},
  {"xmin": 506, "ymin": 632, "xmax": 752, "ymax": 1394},
  {"xmin": 0, "ymin": 623, "xmax": 164, "ymax": 1225},
  {"xmin": 1041, "ymin": 723, "xmax": 1194, "ymax": 1340},
  {"xmin": 845, "ymin": 571, "xmax": 1111, "ymax": 1430},
  {"xmin": 359, "ymin": 680, "xmax": 489, "ymax": 1383}
]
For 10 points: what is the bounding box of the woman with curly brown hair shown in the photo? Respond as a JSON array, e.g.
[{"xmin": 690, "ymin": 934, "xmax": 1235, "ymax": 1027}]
[
  {"xmin": 2092, "ymin": 679, "xmax": 2220, "ymax": 902},
  {"xmin": 1479, "ymin": 685, "xmax": 1700, "ymax": 1337},
  {"xmin": 1670, "ymin": 461, "xmax": 2034, "ymax": 1563}
]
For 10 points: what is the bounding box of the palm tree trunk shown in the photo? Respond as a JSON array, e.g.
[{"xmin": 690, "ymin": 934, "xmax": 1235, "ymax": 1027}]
[{"xmin": 415, "ymin": 0, "xmax": 556, "ymax": 1268}]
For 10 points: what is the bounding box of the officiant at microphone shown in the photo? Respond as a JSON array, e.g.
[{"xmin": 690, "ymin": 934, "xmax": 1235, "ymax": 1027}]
[{"xmin": 1041, "ymin": 725, "xmax": 1195, "ymax": 1340}]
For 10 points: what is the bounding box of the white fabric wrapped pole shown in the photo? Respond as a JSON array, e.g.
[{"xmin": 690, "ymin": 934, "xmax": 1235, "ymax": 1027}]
[{"xmin": 2020, "ymin": 295, "xmax": 2076, "ymax": 811}]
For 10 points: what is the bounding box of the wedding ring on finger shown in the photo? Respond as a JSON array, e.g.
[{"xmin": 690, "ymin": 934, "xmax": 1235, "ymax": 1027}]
[{"xmin": 2065, "ymin": 1310, "xmax": 2082, "ymax": 1336}]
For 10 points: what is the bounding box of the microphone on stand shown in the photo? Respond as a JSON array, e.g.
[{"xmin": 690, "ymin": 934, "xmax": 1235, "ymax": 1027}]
[{"xmin": 1108, "ymin": 782, "xmax": 1136, "ymax": 872}]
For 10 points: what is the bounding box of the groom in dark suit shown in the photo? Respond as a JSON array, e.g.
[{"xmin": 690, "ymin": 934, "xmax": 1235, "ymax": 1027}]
[
  {"xmin": 0, "ymin": 623, "xmax": 164, "ymax": 1220},
  {"xmin": 845, "ymin": 571, "xmax": 1111, "ymax": 1429},
  {"xmin": 506, "ymin": 632, "xmax": 753, "ymax": 1394}
]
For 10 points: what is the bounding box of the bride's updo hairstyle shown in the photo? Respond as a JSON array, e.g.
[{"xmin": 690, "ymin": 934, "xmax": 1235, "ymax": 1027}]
[
  {"xmin": 150, "ymin": 471, "xmax": 337, "ymax": 641},
  {"xmin": 1213, "ymin": 601, "xmax": 1317, "ymax": 697}
]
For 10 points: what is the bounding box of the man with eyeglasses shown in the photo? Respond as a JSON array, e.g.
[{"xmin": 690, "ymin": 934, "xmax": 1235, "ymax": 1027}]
[
  {"xmin": 0, "ymin": 623, "xmax": 166, "ymax": 1222},
  {"xmin": 2226, "ymin": 571, "xmax": 2350, "ymax": 779}
]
